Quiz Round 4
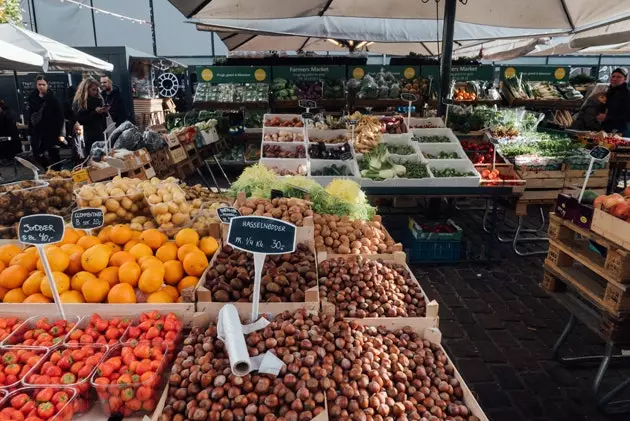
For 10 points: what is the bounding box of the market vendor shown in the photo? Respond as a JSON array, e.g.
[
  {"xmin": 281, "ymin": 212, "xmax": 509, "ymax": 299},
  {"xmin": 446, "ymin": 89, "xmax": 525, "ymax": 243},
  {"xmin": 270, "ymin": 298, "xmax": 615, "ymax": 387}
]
[{"xmin": 597, "ymin": 68, "xmax": 630, "ymax": 134}]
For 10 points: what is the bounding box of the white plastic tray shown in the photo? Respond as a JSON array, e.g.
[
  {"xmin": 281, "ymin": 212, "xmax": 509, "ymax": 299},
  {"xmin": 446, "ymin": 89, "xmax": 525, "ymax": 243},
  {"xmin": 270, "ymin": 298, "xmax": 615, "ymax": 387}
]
[
  {"xmin": 428, "ymin": 159, "xmax": 481, "ymax": 187},
  {"xmin": 306, "ymin": 129, "xmax": 351, "ymax": 145},
  {"xmin": 262, "ymin": 126, "xmax": 306, "ymax": 143},
  {"xmin": 410, "ymin": 127, "xmax": 459, "ymax": 144},
  {"xmin": 262, "ymin": 113, "xmax": 304, "ymax": 128},
  {"xmin": 260, "ymin": 158, "xmax": 309, "ymax": 176},
  {"xmin": 408, "ymin": 117, "xmax": 445, "ymax": 128},
  {"xmin": 419, "ymin": 143, "xmax": 467, "ymax": 160},
  {"xmin": 381, "ymin": 133, "xmax": 420, "ymax": 157},
  {"xmin": 261, "ymin": 142, "xmax": 307, "ymax": 159},
  {"xmin": 309, "ymin": 159, "xmax": 359, "ymax": 186}
]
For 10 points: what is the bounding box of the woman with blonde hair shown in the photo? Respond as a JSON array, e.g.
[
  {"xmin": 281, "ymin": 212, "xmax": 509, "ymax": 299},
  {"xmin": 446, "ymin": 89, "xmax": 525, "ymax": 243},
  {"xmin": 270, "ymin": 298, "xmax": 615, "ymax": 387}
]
[{"xmin": 72, "ymin": 77, "xmax": 107, "ymax": 156}]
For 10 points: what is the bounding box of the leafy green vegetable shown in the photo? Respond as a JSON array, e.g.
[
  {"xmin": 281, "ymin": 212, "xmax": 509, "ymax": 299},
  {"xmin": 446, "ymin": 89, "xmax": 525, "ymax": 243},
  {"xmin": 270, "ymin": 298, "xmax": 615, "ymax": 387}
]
[
  {"xmin": 386, "ymin": 144, "xmax": 416, "ymax": 155},
  {"xmin": 412, "ymin": 134, "xmax": 450, "ymax": 143}
]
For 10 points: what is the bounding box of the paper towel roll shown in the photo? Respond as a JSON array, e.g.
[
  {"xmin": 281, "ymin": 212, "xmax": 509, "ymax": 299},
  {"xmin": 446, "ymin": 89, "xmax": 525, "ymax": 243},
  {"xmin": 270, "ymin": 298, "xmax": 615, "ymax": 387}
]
[{"xmin": 218, "ymin": 304, "xmax": 251, "ymax": 376}]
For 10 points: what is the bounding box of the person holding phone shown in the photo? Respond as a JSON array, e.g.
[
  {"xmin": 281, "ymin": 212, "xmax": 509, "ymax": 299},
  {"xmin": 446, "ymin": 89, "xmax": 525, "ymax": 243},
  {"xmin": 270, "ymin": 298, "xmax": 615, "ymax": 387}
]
[
  {"xmin": 100, "ymin": 75, "xmax": 129, "ymax": 127},
  {"xmin": 72, "ymin": 77, "xmax": 107, "ymax": 156},
  {"xmin": 596, "ymin": 68, "xmax": 630, "ymax": 134}
]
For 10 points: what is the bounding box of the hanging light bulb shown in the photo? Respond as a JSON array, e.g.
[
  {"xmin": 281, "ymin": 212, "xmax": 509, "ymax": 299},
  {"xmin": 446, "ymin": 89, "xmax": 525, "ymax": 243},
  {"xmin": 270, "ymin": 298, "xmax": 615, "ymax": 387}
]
[{"xmin": 326, "ymin": 39, "xmax": 341, "ymax": 47}]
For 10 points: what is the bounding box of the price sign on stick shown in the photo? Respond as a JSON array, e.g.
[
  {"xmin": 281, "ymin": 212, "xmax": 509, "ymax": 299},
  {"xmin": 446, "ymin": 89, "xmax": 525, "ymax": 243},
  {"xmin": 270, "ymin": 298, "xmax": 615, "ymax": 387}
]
[
  {"xmin": 578, "ymin": 146, "xmax": 610, "ymax": 203},
  {"xmin": 217, "ymin": 207, "xmax": 241, "ymax": 224},
  {"xmin": 347, "ymin": 119, "xmax": 358, "ymax": 145},
  {"xmin": 71, "ymin": 208, "xmax": 104, "ymax": 233},
  {"xmin": 227, "ymin": 216, "xmax": 297, "ymax": 320},
  {"xmin": 298, "ymin": 100, "xmax": 317, "ymax": 110},
  {"xmin": 400, "ymin": 93, "xmax": 418, "ymax": 129},
  {"xmin": 301, "ymin": 112, "xmax": 313, "ymax": 120},
  {"xmin": 18, "ymin": 215, "xmax": 66, "ymax": 319}
]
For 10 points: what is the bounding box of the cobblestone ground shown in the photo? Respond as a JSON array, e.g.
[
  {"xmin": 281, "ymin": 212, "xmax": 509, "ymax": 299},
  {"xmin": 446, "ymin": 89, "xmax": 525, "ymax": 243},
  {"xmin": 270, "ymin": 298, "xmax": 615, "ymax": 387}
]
[{"xmin": 406, "ymin": 204, "xmax": 630, "ymax": 421}]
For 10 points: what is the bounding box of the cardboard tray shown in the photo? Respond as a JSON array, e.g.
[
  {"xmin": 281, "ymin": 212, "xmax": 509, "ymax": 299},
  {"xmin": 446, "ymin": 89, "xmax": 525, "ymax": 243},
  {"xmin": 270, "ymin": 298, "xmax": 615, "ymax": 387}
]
[{"xmin": 592, "ymin": 208, "xmax": 630, "ymax": 252}]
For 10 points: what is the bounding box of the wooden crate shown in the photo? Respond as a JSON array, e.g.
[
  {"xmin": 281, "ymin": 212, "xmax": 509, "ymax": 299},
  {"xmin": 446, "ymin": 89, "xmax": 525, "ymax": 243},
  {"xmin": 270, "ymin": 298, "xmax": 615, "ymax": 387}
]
[
  {"xmin": 121, "ymin": 162, "xmax": 156, "ymax": 180},
  {"xmin": 150, "ymin": 148, "xmax": 174, "ymax": 178},
  {"xmin": 592, "ymin": 208, "xmax": 630, "ymax": 251},
  {"xmin": 168, "ymin": 143, "xmax": 187, "ymax": 164},
  {"xmin": 173, "ymin": 159, "xmax": 195, "ymax": 179}
]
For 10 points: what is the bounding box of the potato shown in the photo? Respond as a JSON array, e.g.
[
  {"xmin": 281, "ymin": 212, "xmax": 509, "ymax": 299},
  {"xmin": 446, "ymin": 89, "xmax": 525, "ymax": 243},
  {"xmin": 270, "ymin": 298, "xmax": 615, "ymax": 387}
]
[{"xmin": 105, "ymin": 198, "xmax": 120, "ymax": 212}]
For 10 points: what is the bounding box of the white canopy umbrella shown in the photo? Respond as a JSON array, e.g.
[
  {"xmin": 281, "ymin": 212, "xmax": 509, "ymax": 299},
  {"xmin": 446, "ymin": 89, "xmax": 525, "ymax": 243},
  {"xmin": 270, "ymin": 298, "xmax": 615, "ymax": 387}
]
[
  {"xmin": 0, "ymin": 24, "xmax": 113, "ymax": 72},
  {"xmin": 570, "ymin": 21, "xmax": 630, "ymax": 49},
  {"xmin": 0, "ymin": 39, "xmax": 46, "ymax": 72}
]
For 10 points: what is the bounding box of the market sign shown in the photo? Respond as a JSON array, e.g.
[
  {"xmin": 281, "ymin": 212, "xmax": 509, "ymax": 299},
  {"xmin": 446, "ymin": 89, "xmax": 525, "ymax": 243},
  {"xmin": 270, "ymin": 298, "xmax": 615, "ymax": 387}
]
[
  {"xmin": 273, "ymin": 66, "xmax": 345, "ymax": 81},
  {"xmin": 227, "ymin": 216, "xmax": 296, "ymax": 255},
  {"xmin": 500, "ymin": 66, "xmax": 569, "ymax": 82},
  {"xmin": 350, "ymin": 65, "xmax": 420, "ymax": 80},
  {"xmin": 421, "ymin": 65, "xmax": 494, "ymax": 81},
  {"xmin": 196, "ymin": 66, "xmax": 270, "ymax": 83}
]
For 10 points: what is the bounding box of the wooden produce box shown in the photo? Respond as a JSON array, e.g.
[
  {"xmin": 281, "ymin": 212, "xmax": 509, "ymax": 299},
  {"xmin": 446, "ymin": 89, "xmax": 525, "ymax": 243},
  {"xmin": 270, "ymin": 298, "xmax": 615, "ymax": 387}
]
[
  {"xmin": 318, "ymin": 251, "xmax": 439, "ymax": 329},
  {"xmin": 476, "ymin": 164, "xmax": 526, "ymax": 194},
  {"xmin": 592, "ymin": 208, "xmax": 630, "ymax": 251},
  {"xmin": 516, "ymin": 167, "xmax": 566, "ymax": 197},
  {"xmin": 563, "ymin": 165, "xmax": 610, "ymax": 190},
  {"xmin": 87, "ymin": 165, "xmax": 119, "ymax": 183}
]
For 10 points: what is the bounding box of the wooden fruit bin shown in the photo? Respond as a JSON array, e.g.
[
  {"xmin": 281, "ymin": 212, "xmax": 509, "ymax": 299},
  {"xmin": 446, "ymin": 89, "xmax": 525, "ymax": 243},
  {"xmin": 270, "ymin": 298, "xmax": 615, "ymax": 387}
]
[{"xmin": 476, "ymin": 164, "xmax": 526, "ymax": 194}]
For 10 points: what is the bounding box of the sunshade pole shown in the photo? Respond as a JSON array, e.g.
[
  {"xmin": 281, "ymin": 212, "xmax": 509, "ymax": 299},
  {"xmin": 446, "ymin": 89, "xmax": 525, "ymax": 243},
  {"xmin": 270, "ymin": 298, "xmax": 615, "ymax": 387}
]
[
  {"xmin": 13, "ymin": 71, "xmax": 21, "ymax": 119},
  {"xmin": 438, "ymin": 0, "xmax": 457, "ymax": 116}
]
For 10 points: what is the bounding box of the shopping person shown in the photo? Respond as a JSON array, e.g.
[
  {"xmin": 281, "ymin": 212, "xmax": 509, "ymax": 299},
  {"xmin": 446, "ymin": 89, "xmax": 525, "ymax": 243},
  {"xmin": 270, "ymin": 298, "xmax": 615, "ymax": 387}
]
[
  {"xmin": 73, "ymin": 78, "xmax": 107, "ymax": 156},
  {"xmin": 26, "ymin": 75, "xmax": 64, "ymax": 168},
  {"xmin": 597, "ymin": 68, "xmax": 630, "ymax": 134},
  {"xmin": 0, "ymin": 100, "xmax": 21, "ymax": 164},
  {"xmin": 100, "ymin": 75, "xmax": 129, "ymax": 127}
]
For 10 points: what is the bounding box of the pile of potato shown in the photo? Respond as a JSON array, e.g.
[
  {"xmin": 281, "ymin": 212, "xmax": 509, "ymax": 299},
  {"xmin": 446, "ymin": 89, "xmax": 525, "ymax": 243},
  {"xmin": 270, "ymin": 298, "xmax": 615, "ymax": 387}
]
[
  {"xmin": 314, "ymin": 214, "xmax": 397, "ymax": 254},
  {"xmin": 76, "ymin": 177, "xmax": 149, "ymax": 225},
  {"xmin": 237, "ymin": 197, "xmax": 313, "ymax": 226},
  {"xmin": 142, "ymin": 181, "xmax": 191, "ymax": 229}
]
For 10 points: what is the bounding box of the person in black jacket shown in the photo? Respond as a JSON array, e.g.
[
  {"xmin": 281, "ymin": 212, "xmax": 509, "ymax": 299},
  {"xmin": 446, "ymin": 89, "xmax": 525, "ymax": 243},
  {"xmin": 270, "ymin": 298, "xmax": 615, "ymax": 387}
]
[
  {"xmin": 0, "ymin": 100, "xmax": 21, "ymax": 164},
  {"xmin": 100, "ymin": 75, "xmax": 129, "ymax": 127},
  {"xmin": 27, "ymin": 75, "xmax": 64, "ymax": 168},
  {"xmin": 597, "ymin": 68, "xmax": 630, "ymax": 133},
  {"xmin": 73, "ymin": 77, "xmax": 107, "ymax": 156}
]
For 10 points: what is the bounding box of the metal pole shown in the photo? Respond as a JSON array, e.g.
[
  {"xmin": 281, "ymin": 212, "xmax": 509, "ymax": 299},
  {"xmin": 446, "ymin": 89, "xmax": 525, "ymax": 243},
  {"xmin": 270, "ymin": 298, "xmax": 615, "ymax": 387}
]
[
  {"xmin": 438, "ymin": 0, "xmax": 457, "ymax": 116},
  {"xmin": 89, "ymin": 0, "xmax": 98, "ymax": 46},
  {"xmin": 149, "ymin": 0, "xmax": 157, "ymax": 56}
]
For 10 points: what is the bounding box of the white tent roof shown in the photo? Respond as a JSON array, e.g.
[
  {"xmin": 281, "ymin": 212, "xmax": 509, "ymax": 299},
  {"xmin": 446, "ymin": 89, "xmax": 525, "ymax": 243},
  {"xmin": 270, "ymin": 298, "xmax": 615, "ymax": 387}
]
[
  {"xmin": 0, "ymin": 24, "xmax": 113, "ymax": 72},
  {"xmin": 570, "ymin": 21, "xmax": 630, "ymax": 49},
  {"xmin": 0, "ymin": 39, "xmax": 47, "ymax": 72},
  {"xmin": 172, "ymin": 0, "xmax": 630, "ymax": 33}
]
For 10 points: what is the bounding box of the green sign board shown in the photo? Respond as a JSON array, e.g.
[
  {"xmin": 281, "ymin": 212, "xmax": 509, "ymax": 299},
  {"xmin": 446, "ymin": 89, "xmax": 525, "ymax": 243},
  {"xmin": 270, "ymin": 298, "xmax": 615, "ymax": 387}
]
[
  {"xmin": 349, "ymin": 65, "xmax": 420, "ymax": 80},
  {"xmin": 272, "ymin": 66, "xmax": 346, "ymax": 81},
  {"xmin": 499, "ymin": 66, "xmax": 569, "ymax": 82},
  {"xmin": 421, "ymin": 65, "xmax": 494, "ymax": 81},
  {"xmin": 196, "ymin": 66, "xmax": 270, "ymax": 83}
]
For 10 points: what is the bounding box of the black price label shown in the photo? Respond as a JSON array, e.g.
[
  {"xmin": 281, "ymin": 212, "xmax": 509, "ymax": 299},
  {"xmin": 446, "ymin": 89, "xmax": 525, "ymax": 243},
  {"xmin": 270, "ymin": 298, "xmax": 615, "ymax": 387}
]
[
  {"xmin": 400, "ymin": 93, "xmax": 418, "ymax": 102},
  {"xmin": 590, "ymin": 146, "xmax": 610, "ymax": 160},
  {"xmin": 217, "ymin": 207, "xmax": 241, "ymax": 224},
  {"xmin": 18, "ymin": 214, "xmax": 65, "ymax": 245},
  {"xmin": 347, "ymin": 119, "xmax": 358, "ymax": 126},
  {"xmin": 298, "ymin": 100, "xmax": 317, "ymax": 109},
  {"xmin": 71, "ymin": 208, "xmax": 104, "ymax": 230},
  {"xmin": 270, "ymin": 189, "xmax": 284, "ymax": 199},
  {"xmin": 227, "ymin": 216, "xmax": 296, "ymax": 255},
  {"xmin": 301, "ymin": 112, "xmax": 313, "ymax": 120},
  {"xmin": 340, "ymin": 152, "xmax": 353, "ymax": 161}
]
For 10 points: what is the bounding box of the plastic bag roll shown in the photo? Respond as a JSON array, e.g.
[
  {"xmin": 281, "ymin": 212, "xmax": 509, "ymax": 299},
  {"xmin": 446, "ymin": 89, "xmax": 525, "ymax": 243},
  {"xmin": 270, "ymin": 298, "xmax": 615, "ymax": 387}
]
[{"xmin": 218, "ymin": 304, "xmax": 251, "ymax": 376}]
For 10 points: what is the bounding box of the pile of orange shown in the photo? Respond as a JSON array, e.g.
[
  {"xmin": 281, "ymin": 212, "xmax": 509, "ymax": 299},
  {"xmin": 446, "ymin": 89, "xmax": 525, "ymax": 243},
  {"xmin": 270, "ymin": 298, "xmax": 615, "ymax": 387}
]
[{"xmin": 0, "ymin": 225, "xmax": 219, "ymax": 304}]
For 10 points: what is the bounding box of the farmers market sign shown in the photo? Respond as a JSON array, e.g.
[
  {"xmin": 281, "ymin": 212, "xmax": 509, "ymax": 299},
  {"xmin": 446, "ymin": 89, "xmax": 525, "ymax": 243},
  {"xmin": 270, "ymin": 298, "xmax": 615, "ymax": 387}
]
[
  {"xmin": 422, "ymin": 65, "xmax": 494, "ymax": 81},
  {"xmin": 350, "ymin": 65, "xmax": 419, "ymax": 80},
  {"xmin": 500, "ymin": 66, "xmax": 569, "ymax": 82},
  {"xmin": 196, "ymin": 66, "xmax": 270, "ymax": 83},
  {"xmin": 273, "ymin": 66, "xmax": 345, "ymax": 81}
]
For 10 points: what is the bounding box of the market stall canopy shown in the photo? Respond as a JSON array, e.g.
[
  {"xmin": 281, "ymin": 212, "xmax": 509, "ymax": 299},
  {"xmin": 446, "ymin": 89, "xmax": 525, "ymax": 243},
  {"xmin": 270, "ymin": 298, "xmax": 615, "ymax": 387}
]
[
  {"xmin": 0, "ymin": 24, "xmax": 113, "ymax": 72},
  {"xmin": 451, "ymin": 38, "xmax": 553, "ymax": 61},
  {"xmin": 172, "ymin": 0, "xmax": 630, "ymax": 33},
  {"xmin": 570, "ymin": 21, "xmax": 630, "ymax": 49},
  {"xmin": 0, "ymin": 39, "xmax": 47, "ymax": 72}
]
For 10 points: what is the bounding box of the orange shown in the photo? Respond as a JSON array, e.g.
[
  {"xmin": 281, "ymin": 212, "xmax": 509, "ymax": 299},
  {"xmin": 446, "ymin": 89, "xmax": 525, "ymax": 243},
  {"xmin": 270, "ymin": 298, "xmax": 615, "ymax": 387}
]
[
  {"xmin": 40, "ymin": 271, "xmax": 70, "ymax": 298},
  {"xmin": 177, "ymin": 276, "xmax": 198, "ymax": 293},
  {"xmin": 156, "ymin": 242, "xmax": 178, "ymax": 262},
  {"xmin": 60, "ymin": 244, "xmax": 84, "ymax": 255},
  {"xmin": 0, "ymin": 286, "xmax": 7, "ymax": 300},
  {"xmin": 164, "ymin": 260, "xmax": 184, "ymax": 285},
  {"xmin": 160, "ymin": 285, "xmax": 179, "ymax": 301},
  {"xmin": 175, "ymin": 228, "xmax": 199, "ymax": 247},
  {"xmin": 140, "ymin": 229, "xmax": 165, "ymax": 250},
  {"xmin": 71, "ymin": 271, "xmax": 97, "ymax": 292},
  {"xmin": 146, "ymin": 290, "xmax": 173, "ymax": 304},
  {"xmin": 123, "ymin": 240, "xmax": 140, "ymax": 252},
  {"xmin": 36, "ymin": 247, "xmax": 69, "ymax": 272},
  {"xmin": 199, "ymin": 236, "xmax": 219, "ymax": 256},
  {"xmin": 118, "ymin": 262, "xmax": 141, "ymax": 287},
  {"xmin": 9, "ymin": 252, "xmax": 38, "ymax": 272},
  {"xmin": 109, "ymin": 251, "xmax": 135, "ymax": 267},
  {"xmin": 138, "ymin": 267, "xmax": 164, "ymax": 294},
  {"xmin": 3, "ymin": 288, "xmax": 26, "ymax": 303},
  {"xmin": 24, "ymin": 247, "xmax": 38, "ymax": 256},
  {"xmin": 0, "ymin": 265, "xmax": 29, "ymax": 289},
  {"xmin": 60, "ymin": 228, "xmax": 81, "ymax": 245},
  {"xmin": 81, "ymin": 278, "xmax": 110, "ymax": 303},
  {"xmin": 107, "ymin": 283, "xmax": 136, "ymax": 304},
  {"xmin": 97, "ymin": 226, "xmax": 112, "ymax": 243},
  {"xmin": 139, "ymin": 257, "xmax": 162, "ymax": 272},
  {"xmin": 110, "ymin": 225, "xmax": 133, "ymax": 245},
  {"xmin": 104, "ymin": 242, "xmax": 122, "ymax": 254},
  {"xmin": 129, "ymin": 243, "xmax": 153, "ymax": 260},
  {"xmin": 131, "ymin": 231, "xmax": 142, "ymax": 240},
  {"xmin": 0, "ymin": 261, "xmax": 5, "ymax": 274},
  {"xmin": 183, "ymin": 251, "xmax": 208, "ymax": 277},
  {"xmin": 99, "ymin": 267, "xmax": 119, "ymax": 287},
  {"xmin": 0, "ymin": 245, "xmax": 21, "ymax": 266},
  {"xmin": 81, "ymin": 245, "xmax": 110, "ymax": 273},
  {"xmin": 22, "ymin": 270, "xmax": 44, "ymax": 296},
  {"xmin": 77, "ymin": 235, "xmax": 101, "ymax": 250},
  {"xmin": 23, "ymin": 293, "xmax": 51, "ymax": 303},
  {"xmin": 60, "ymin": 290, "xmax": 85, "ymax": 303},
  {"xmin": 177, "ymin": 244, "xmax": 201, "ymax": 262},
  {"xmin": 66, "ymin": 251, "xmax": 84, "ymax": 275}
]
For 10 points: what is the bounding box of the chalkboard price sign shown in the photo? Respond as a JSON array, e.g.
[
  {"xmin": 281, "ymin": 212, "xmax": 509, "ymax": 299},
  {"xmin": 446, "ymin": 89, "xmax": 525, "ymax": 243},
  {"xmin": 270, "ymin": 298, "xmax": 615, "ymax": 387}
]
[
  {"xmin": 347, "ymin": 119, "xmax": 358, "ymax": 126},
  {"xmin": 298, "ymin": 100, "xmax": 317, "ymax": 109},
  {"xmin": 301, "ymin": 112, "xmax": 313, "ymax": 120},
  {"xmin": 590, "ymin": 146, "xmax": 610, "ymax": 161},
  {"xmin": 217, "ymin": 207, "xmax": 241, "ymax": 224},
  {"xmin": 72, "ymin": 208, "xmax": 104, "ymax": 230},
  {"xmin": 340, "ymin": 152, "xmax": 353, "ymax": 161},
  {"xmin": 227, "ymin": 216, "xmax": 296, "ymax": 255},
  {"xmin": 18, "ymin": 214, "xmax": 65, "ymax": 245},
  {"xmin": 400, "ymin": 93, "xmax": 418, "ymax": 102}
]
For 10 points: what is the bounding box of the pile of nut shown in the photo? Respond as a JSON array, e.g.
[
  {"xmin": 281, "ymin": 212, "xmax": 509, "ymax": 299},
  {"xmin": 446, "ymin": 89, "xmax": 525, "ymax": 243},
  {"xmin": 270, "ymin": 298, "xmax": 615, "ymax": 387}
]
[
  {"xmin": 263, "ymin": 144, "xmax": 306, "ymax": 159},
  {"xmin": 204, "ymin": 244, "xmax": 317, "ymax": 303},
  {"xmin": 314, "ymin": 215, "xmax": 396, "ymax": 255},
  {"xmin": 237, "ymin": 197, "xmax": 312, "ymax": 227},
  {"xmin": 160, "ymin": 310, "xmax": 479, "ymax": 421},
  {"xmin": 264, "ymin": 131, "xmax": 304, "ymax": 142},
  {"xmin": 182, "ymin": 184, "xmax": 228, "ymax": 202},
  {"xmin": 319, "ymin": 258, "xmax": 427, "ymax": 318},
  {"xmin": 0, "ymin": 180, "xmax": 57, "ymax": 225},
  {"xmin": 42, "ymin": 170, "xmax": 74, "ymax": 209}
]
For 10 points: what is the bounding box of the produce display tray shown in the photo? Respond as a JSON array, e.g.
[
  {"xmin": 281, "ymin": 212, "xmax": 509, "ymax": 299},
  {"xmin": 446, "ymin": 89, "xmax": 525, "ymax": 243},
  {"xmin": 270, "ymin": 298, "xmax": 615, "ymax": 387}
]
[
  {"xmin": 260, "ymin": 157, "xmax": 309, "ymax": 176},
  {"xmin": 419, "ymin": 143, "xmax": 467, "ymax": 160},
  {"xmin": 305, "ymin": 128, "xmax": 351, "ymax": 145},
  {"xmin": 428, "ymin": 159, "xmax": 481, "ymax": 187},
  {"xmin": 309, "ymin": 158, "xmax": 359, "ymax": 185},
  {"xmin": 411, "ymin": 127, "xmax": 460, "ymax": 144},
  {"xmin": 407, "ymin": 117, "xmax": 445, "ymax": 129}
]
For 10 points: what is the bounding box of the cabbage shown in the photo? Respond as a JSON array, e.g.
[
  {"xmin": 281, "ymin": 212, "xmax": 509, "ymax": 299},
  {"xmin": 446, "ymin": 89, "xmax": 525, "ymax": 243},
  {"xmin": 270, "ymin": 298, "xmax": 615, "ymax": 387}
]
[{"xmin": 325, "ymin": 179, "xmax": 366, "ymax": 205}]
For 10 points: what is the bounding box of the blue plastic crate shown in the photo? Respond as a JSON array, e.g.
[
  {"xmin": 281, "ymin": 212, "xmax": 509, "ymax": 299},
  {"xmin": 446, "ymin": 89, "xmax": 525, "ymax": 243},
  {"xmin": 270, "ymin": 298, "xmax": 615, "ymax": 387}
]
[{"xmin": 405, "ymin": 230, "xmax": 461, "ymax": 262}]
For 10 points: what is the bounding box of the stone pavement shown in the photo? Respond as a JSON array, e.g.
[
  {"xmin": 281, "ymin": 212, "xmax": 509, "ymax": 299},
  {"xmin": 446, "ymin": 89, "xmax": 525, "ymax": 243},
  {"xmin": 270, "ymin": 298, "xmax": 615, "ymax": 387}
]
[{"xmin": 408, "ymin": 205, "xmax": 630, "ymax": 421}]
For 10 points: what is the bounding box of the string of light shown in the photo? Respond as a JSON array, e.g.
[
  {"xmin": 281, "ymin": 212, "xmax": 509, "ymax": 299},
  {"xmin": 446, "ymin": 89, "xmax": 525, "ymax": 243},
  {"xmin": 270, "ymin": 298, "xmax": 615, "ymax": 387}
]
[{"xmin": 56, "ymin": 0, "xmax": 151, "ymax": 25}]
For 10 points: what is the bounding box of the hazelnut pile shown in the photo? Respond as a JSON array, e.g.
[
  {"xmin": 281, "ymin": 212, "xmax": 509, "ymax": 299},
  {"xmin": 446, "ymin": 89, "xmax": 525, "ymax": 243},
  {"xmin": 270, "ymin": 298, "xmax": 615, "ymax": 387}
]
[
  {"xmin": 319, "ymin": 258, "xmax": 427, "ymax": 318},
  {"xmin": 237, "ymin": 198, "xmax": 313, "ymax": 227},
  {"xmin": 314, "ymin": 215, "xmax": 396, "ymax": 255},
  {"xmin": 205, "ymin": 245, "xmax": 317, "ymax": 303},
  {"xmin": 160, "ymin": 310, "xmax": 480, "ymax": 421}
]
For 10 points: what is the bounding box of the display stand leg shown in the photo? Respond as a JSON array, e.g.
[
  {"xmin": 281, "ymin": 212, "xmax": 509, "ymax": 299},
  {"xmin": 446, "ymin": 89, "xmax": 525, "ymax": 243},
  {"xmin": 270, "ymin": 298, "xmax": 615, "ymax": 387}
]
[
  {"xmin": 203, "ymin": 161, "xmax": 221, "ymax": 192},
  {"xmin": 484, "ymin": 199, "xmax": 498, "ymax": 263},
  {"xmin": 195, "ymin": 168, "xmax": 213, "ymax": 191},
  {"xmin": 552, "ymin": 314, "xmax": 630, "ymax": 414},
  {"xmin": 496, "ymin": 207, "xmax": 547, "ymax": 242}
]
